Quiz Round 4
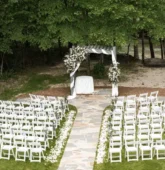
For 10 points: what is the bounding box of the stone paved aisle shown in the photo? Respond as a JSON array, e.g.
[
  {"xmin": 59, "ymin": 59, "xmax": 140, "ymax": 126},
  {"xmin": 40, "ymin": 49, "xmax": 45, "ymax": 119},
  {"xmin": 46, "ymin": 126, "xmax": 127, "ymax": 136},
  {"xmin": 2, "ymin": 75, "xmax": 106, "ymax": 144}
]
[{"xmin": 58, "ymin": 95, "xmax": 109, "ymax": 170}]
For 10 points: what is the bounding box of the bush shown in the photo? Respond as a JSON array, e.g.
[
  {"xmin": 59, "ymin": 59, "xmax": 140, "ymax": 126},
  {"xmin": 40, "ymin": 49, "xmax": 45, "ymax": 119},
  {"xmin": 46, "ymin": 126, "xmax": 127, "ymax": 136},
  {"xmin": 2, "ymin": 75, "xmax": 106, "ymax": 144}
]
[{"xmin": 93, "ymin": 63, "xmax": 105, "ymax": 78}]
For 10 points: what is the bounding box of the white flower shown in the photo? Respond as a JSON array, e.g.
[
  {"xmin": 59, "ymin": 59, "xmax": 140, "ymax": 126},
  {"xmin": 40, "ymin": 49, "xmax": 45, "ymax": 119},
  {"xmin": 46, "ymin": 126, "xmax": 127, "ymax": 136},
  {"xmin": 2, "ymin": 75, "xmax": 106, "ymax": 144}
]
[
  {"xmin": 96, "ymin": 112, "xmax": 110, "ymax": 164},
  {"xmin": 45, "ymin": 110, "xmax": 76, "ymax": 162}
]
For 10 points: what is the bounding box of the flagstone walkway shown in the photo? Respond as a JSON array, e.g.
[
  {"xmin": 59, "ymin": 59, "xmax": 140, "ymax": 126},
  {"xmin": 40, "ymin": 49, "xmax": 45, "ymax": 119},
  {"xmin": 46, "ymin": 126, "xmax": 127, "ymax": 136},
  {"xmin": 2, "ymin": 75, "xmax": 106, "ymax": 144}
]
[{"xmin": 58, "ymin": 94, "xmax": 110, "ymax": 170}]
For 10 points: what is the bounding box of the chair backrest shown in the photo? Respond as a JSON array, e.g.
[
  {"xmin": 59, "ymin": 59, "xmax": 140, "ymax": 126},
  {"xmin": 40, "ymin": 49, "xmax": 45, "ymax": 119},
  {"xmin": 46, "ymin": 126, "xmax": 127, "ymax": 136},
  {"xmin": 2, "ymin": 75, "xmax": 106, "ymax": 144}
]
[
  {"xmin": 28, "ymin": 141, "xmax": 41, "ymax": 148},
  {"xmin": 150, "ymin": 91, "xmax": 159, "ymax": 97},
  {"xmin": 47, "ymin": 96, "xmax": 57, "ymax": 101},
  {"xmin": 139, "ymin": 140, "xmax": 151, "ymax": 147},
  {"xmin": 127, "ymin": 95, "xmax": 136, "ymax": 101},
  {"xmin": 139, "ymin": 93, "xmax": 148, "ymax": 98},
  {"xmin": 29, "ymin": 94, "xmax": 37, "ymax": 100}
]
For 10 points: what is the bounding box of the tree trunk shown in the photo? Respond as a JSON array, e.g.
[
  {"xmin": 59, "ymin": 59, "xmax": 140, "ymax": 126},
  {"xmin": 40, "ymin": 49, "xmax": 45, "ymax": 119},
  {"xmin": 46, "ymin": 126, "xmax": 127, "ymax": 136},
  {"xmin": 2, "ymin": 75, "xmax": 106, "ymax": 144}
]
[
  {"xmin": 100, "ymin": 53, "xmax": 104, "ymax": 64},
  {"xmin": 58, "ymin": 38, "xmax": 62, "ymax": 58},
  {"xmin": 160, "ymin": 38, "xmax": 164, "ymax": 59},
  {"xmin": 148, "ymin": 37, "xmax": 155, "ymax": 58},
  {"xmin": 68, "ymin": 42, "xmax": 73, "ymax": 49},
  {"xmin": 86, "ymin": 54, "xmax": 90, "ymax": 75},
  {"xmin": 141, "ymin": 31, "xmax": 145, "ymax": 64},
  {"xmin": 163, "ymin": 39, "xmax": 165, "ymax": 58},
  {"xmin": 127, "ymin": 44, "xmax": 130, "ymax": 56},
  {"xmin": 0, "ymin": 53, "xmax": 4, "ymax": 75},
  {"xmin": 134, "ymin": 44, "xmax": 139, "ymax": 59}
]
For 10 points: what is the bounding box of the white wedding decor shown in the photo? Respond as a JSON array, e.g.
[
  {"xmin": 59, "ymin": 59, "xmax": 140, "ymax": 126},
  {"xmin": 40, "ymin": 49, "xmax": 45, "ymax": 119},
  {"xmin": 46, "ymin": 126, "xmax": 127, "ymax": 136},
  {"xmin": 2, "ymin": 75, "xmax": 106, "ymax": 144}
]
[
  {"xmin": 96, "ymin": 109, "xmax": 110, "ymax": 163},
  {"xmin": 45, "ymin": 110, "xmax": 76, "ymax": 163},
  {"xmin": 64, "ymin": 45, "xmax": 119, "ymax": 98},
  {"xmin": 108, "ymin": 64, "xmax": 120, "ymax": 97},
  {"xmin": 64, "ymin": 46, "xmax": 86, "ymax": 99}
]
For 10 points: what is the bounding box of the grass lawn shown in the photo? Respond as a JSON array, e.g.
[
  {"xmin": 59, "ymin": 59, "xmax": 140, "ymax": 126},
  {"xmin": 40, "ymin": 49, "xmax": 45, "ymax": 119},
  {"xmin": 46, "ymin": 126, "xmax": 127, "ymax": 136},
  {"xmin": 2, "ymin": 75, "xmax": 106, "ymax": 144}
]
[
  {"xmin": 0, "ymin": 105, "xmax": 77, "ymax": 170},
  {"xmin": 94, "ymin": 159, "xmax": 165, "ymax": 170},
  {"xmin": 0, "ymin": 73, "xmax": 69, "ymax": 100}
]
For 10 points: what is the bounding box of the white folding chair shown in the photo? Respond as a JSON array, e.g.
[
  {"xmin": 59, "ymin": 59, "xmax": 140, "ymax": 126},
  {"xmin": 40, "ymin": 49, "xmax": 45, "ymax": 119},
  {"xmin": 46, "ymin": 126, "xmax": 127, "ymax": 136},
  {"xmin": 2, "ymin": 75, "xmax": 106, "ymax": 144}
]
[
  {"xmin": 109, "ymin": 140, "xmax": 122, "ymax": 162},
  {"xmin": 111, "ymin": 116, "xmax": 122, "ymax": 131},
  {"xmin": 0, "ymin": 139, "xmax": 15, "ymax": 160},
  {"xmin": 137, "ymin": 93, "xmax": 148, "ymax": 103},
  {"xmin": 151, "ymin": 101, "xmax": 163, "ymax": 113},
  {"xmin": 29, "ymin": 142, "xmax": 45, "ymax": 162},
  {"xmin": 150, "ymin": 129, "xmax": 163, "ymax": 143},
  {"xmin": 125, "ymin": 140, "xmax": 139, "ymax": 162},
  {"xmin": 36, "ymin": 111, "xmax": 48, "ymax": 122},
  {"xmin": 35, "ymin": 131, "xmax": 49, "ymax": 150},
  {"xmin": 154, "ymin": 140, "xmax": 165, "ymax": 160},
  {"xmin": 148, "ymin": 91, "xmax": 159, "ymax": 103},
  {"xmin": 114, "ymin": 96, "xmax": 125, "ymax": 111},
  {"xmin": 139, "ymin": 101, "xmax": 150, "ymax": 113},
  {"xmin": 137, "ymin": 129, "xmax": 150, "ymax": 142},
  {"xmin": 139, "ymin": 140, "xmax": 152, "ymax": 160},
  {"xmin": 15, "ymin": 141, "xmax": 29, "ymax": 161}
]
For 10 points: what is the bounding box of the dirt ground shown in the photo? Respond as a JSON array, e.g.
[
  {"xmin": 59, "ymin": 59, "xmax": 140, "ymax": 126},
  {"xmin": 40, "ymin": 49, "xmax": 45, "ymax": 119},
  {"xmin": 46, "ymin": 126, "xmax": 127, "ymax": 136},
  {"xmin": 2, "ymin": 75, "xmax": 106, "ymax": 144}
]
[
  {"xmin": 18, "ymin": 86, "xmax": 165, "ymax": 98},
  {"xmin": 17, "ymin": 63, "xmax": 165, "ymax": 98}
]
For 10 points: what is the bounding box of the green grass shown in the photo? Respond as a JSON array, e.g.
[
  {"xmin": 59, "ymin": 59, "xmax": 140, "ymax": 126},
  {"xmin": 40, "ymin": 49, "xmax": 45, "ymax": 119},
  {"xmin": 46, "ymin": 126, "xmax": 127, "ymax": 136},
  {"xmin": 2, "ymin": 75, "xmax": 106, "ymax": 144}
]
[
  {"xmin": 0, "ymin": 105, "xmax": 77, "ymax": 170},
  {"xmin": 0, "ymin": 73, "xmax": 69, "ymax": 100},
  {"xmin": 94, "ymin": 160, "xmax": 165, "ymax": 170}
]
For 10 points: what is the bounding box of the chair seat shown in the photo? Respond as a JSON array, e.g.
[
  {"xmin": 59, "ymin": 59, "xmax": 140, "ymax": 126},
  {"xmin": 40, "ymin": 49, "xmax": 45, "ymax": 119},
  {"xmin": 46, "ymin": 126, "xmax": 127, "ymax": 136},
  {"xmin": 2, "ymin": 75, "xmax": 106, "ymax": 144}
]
[
  {"xmin": 22, "ymin": 125, "xmax": 32, "ymax": 130},
  {"xmin": 109, "ymin": 148, "xmax": 121, "ymax": 153},
  {"xmin": 2, "ymin": 145, "xmax": 15, "ymax": 150},
  {"xmin": 3, "ymin": 134, "xmax": 13, "ymax": 139},
  {"xmin": 138, "ymin": 134, "xmax": 149, "ymax": 139},
  {"xmin": 14, "ymin": 135, "xmax": 25, "ymax": 140},
  {"xmin": 150, "ymin": 134, "xmax": 162, "ymax": 138},
  {"xmin": 17, "ymin": 147, "xmax": 29, "ymax": 152},
  {"xmin": 126, "ymin": 147, "xmax": 138, "ymax": 152},
  {"xmin": 155, "ymin": 145, "xmax": 165, "ymax": 150},
  {"xmin": 31, "ymin": 148, "xmax": 43, "ymax": 153},
  {"xmin": 140, "ymin": 146, "xmax": 151, "ymax": 151}
]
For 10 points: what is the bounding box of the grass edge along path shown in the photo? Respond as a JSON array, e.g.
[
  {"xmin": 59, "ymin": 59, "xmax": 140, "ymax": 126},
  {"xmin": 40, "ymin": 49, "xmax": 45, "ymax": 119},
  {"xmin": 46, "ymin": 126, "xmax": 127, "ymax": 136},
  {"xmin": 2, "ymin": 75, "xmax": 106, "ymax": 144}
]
[
  {"xmin": 93, "ymin": 105, "xmax": 112, "ymax": 169},
  {"xmin": 0, "ymin": 105, "xmax": 77, "ymax": 170},
  {"xmin": 93, "ymin": 104, "xmax": 165, "ymax": 170}
]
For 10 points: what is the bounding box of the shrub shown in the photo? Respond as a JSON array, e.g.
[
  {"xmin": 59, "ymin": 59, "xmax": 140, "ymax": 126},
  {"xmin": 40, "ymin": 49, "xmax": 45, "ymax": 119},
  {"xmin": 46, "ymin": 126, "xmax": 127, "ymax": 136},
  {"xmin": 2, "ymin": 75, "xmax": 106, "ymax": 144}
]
[{"xmin": 93, "ymin": 63, "xmax": 105, "ymax": 78}]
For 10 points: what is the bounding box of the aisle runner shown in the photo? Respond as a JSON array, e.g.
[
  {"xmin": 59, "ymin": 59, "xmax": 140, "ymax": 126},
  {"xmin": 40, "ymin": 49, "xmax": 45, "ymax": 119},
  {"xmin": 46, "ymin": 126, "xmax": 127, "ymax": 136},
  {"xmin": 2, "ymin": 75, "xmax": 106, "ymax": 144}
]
[{"xmin": 58, "ymin": 95, "xmax": 109, "ymax": 170}]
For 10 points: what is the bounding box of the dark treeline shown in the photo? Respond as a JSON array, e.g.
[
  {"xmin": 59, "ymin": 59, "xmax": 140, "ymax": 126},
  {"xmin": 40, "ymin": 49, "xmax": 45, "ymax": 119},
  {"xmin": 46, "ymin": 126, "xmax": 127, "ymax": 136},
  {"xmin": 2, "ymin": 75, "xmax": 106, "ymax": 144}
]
[{"xmin": 1, "ymin": 0, "xmax": 165, "ymax": 73}]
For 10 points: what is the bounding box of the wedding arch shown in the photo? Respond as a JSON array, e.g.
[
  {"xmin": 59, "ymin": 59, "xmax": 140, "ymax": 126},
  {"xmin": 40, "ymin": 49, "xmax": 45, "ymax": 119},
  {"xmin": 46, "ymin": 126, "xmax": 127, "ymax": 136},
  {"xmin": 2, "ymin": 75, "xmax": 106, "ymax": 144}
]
[{"xmin": 64, "ymin": 45, "xmax": 120, "ymax": 99}]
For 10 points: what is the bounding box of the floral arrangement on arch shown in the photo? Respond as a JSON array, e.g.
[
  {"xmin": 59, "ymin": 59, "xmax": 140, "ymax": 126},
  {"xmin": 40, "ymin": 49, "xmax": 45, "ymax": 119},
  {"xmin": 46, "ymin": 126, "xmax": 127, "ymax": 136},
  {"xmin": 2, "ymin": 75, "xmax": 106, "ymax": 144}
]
[
  {"xmin": 64, "ymin": 46, "xmax": 86, "ymax": 73},
  {"xmin": 108, "ymin": 65, "xmax": 120, "ymax": 84}
]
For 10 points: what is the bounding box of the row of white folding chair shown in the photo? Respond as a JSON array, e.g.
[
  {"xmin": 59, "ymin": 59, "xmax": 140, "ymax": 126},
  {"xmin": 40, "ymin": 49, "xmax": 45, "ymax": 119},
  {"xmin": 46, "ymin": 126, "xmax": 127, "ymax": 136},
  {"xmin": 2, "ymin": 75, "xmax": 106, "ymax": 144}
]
[
  {"xmin": 0, "ymin": 100, "xmax": 65, "ymax": 115},
  {"xmin": 0, "ymin": 110, "xmax": 61, "ymax": 124},
  {"xmin": 1, "ymin": 128, "xmax": 49, "ymax": 150},
  {"xmin": 30, "ymin": 94, "xmax": 67, "ymax": 104},
  {"xmin": 110, "ymin": 138, "xmax": 165, "ymax": 163},
  {"xmin": 126, "ymin": 139, "xmax": 165, "ymax": 161},
  {"xmin": 29, "ymin": 94, "xmax": 69, "ymax": 111},
  {"xmin": 136, "ymin": 91, "xmax": 159, "ymax": 103},
  {"xmin": 0, "ymin": 119, "xmax": 56, "ymax": 139},
  {"xmin": 0, "ymin": 139, "xmax": 45, "ymax": 162},
  {"xmin": 0, "ymin": 107, "xmax": 64, "ymax": 122},
  {"xmin": 109, "ymin": 129, "xmax": 164, "ymax": 163},
  {"xmin": 115, "ymin": 91, "xmax": 159, "ymax": 107}
]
